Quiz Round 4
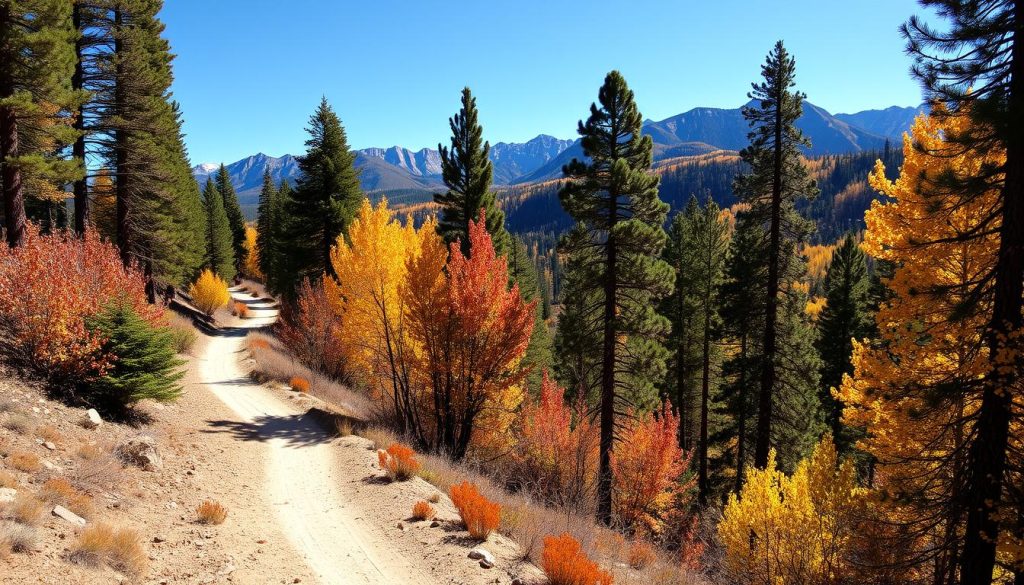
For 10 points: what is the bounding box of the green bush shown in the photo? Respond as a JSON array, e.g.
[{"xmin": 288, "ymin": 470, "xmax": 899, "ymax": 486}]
[
  {"xmin": 84, "ymin": 300, "xmax": 186, "ymax": 407},
  {"xmin": 168, "ymin": 323, "xmax": 197, "ymax": 354}
]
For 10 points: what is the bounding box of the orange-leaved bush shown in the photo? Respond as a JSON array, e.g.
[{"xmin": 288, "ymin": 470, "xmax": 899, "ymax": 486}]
[
  {"xmin": 0, "ymin": 226, "xmax": 158, "ymax": 381},
  {"xmin": 612, "ymin": 404, "xmax": 693, "ymax": 536},
  {"xmin": 232, "ymin": 301, "xmax": 249, "ymax": 318},
  {"xmin": 449, "ymin": 481, "xmax": 501, "ymax": 540},
  {"xmin": 289, "ymin": 376, "xmax": 310, "ymax": 393},
  {"xmin": 541, "ymin": 533, "xmax": 613, "ymax": 585},
  {"xmin": 276, "ymin": 278, "xmax": 347, "ymax": 381},
  {"xmin": 377, "ymin": 443, "xmax": 419, "ymax": 481},
  {"xmin": 188, "ymin": 269, "xmax": 230, "ymax": 316},
  {"xmin": 513, "ymin": 371, "xmax": 598, "ymax": 511},
  {"xmin": 411, "ymin": 500, "xmax": 436, "ymax": 521}
]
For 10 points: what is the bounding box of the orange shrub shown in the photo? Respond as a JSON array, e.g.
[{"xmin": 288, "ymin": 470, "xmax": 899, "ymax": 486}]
[
  {"xmin": 251, "ymin": 338, "xmax": 270, "ymax": 351},
  {"xmin": 449, "ymin": 481, "xmax": 501, "ymax": 540},
  {"xmin": 377, "ymin": 443, "xmax": 419, "ymax": 481},
  {"xmin": 196, "ymin": 500, "xmax": 228, "ymax": 525},
  {"xmin": 0, "ymin": 226, "xmax": 157, "ymax": 380},
  {"xmin": 275, "ymin": 278, "xmax": 347, "ymax": 380},
  {"xmin": 411, "ymin": 500, "xmax": 436, "ymax": 521},
  {"xmin": 628, "ymin": 539, "xmax": 657, "ymax": 570},
  {"xmin": 232, "ymin": 302, "xmax": 250, "ymax": 319},
  {"xmin": 289, "ymin": 376, "xmax": 310, "ymax": 393},
  {"xmin": 6, "ymin": 451, "xmax": 40, "ymax": 472},
  {"xmin": 188, "ymin": 269, "xmax": 230, "ymax": 316},
  {"xmin": 542, "ymin": 533, "xmax": 613, "ymax": 585},
  {"xmin": 612, "ymin": 404, "xmax": 693, "ymax": 535}
]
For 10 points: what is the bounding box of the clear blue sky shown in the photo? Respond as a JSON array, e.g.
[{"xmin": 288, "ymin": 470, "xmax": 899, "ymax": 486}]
[{"xmin": 161, "ymin": 0, "xmax": 928, "ymax": 165}]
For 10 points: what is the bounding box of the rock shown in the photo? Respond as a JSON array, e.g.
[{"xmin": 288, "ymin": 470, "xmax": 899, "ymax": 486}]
[
  {"xmin": 430, "ymin": 520, "xmax": 440, "ymax": 528},
  {"xmin": 117, "ymin": 435, "xmax": 162, "ymax": 471},
  {"xmin": 52, "ymin": 505, "xmax": 86, "ymax": 527},
  {"xmin": 41, "ymin": 460, "xmax": 59, "ymax": 471},
  {"xmin": 0, "ymin": 487, "xmax": 16, "ymax": 504},
  {"xmin": 512, "ymin": 579, "xmax": 524, "ymax": 585},
  {"xmin": 469, "ymin": 548, "xmax": 495, "ymax": 565},
  {"xmin": 152, "ymin": 535, "xmax": 166, "ymax": 543},
  {"xmin": 396, "ymin": 521, "xmax": 405, "ymax": 531},
  {"xmin": 81, "ymin": 408, "xmax": 103, "ymax": 429},
  {"xmin": 216, "ymin": 562, "xmax": 236, "ymax": 576},
  {"xmin": 479, "ymin": 559, "xmax": 494, "ymax": 569},
  {"xmin": 43, "ymin": 441, "xmax": 56, "ymax": 451}
]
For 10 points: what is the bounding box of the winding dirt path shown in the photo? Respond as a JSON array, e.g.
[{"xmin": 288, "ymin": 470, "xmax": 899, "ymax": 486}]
[{"xmin": 195, "ymin": 288, "xmax": 427, "ymax": 585}]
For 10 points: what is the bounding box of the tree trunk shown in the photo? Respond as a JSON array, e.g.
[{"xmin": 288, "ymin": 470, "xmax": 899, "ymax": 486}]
[
  {"xmin": 597, "ymin": 203, "xmax": 617, "ymax": 526},
  {"xmin": 72, "ymin": 2, "xmax": 89, "ymax": 235},
  {"xmin": 699, "ymin": 285, "xmax": 712, "ymax": 503},
  {"xmin": 959, "ymin": 9, "xmax": 1024, "ymax": 583},
  {"xmin": 0, "ymin": 3, "xmax": 25, "ymax": 248},
  {"xmin": 754, "ymin": 81, "xmax": 785, "ymax": 469},
  {"xmin": 735, "ymin": 333, "xmax": 747, "ymax": 495},
  {"xmin": 113, "ymin": 8, "xmax": 130, "ymax": 265}
]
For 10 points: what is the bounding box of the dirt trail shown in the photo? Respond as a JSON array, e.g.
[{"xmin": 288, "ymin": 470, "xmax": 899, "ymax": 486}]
[{"xmin": 196, "ymin": 288, "xmax": 428, "ymax": 585}]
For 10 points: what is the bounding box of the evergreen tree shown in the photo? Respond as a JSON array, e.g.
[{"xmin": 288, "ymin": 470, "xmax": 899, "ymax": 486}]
[
  {"xmin": 815, "ymin": 233, "xmax": 869, "ymax": 450},
  {"xmin": 553, "ymin": 233, "xmax": 602, "ymax": 403},
  {"xmin": 216, "ymin": 163, "xmax": 246, "ymax": 270},
  {"xmin": 734, "ymin": 41, "xmax": 818, "ymax": 469},
  {"xmin": 507, "ymin": 235, "xmax": 553, "ymax": 390},
  {"xmin": 270, "ymin": 178, "xmax": 296, "ymax": 293},
  {"xmin": 256, "ymin": 167, "xmax": 278, "ymax": 284},
  {"xmin": 202, "ymin": 178, "xmax": 234, "ymax": 280},
  {"xmin": 84, "ymin": 298, "xmax": 185, "ymax": 408},
  {"xmin": 558, "ymin": 71, "xmax": 673, "ymax": 524},
  {"xmin": 902, "ymin": 2, "xmax": 1023, "ymax": 581},
  {"xmin": 284, "ymin": 97, "xmax": 361, "ymax": 287},
  {"xmin": 0, "ymin": 0, "xmax": 82, "ymax": 247},
  {"xmin": 436, "ymin": 87, "xmax": 507, "ymax": 255}
]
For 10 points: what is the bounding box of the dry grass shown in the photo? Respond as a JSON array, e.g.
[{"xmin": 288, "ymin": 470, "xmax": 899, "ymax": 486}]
[
  {"xmin": 232, "ymin": 301, "xmax": 250, "ymax": 319},
  {"xmin": 0, "ymin": 398, "xmax": 14, "ymax": 413},
  {"xmin": 6, "ymin": 450, "xmax": 40, "ymax": 472},
  {"xmin": 629, "ymin": 540, "xmax": 658, "ymax": 570},
  {"xmin": 196, "ymin": 500, "xmax": 228, "ymax": 525},
  {"xmin": 72, "ymin": 523, "xmax": 149, "ymax": 578},
  {"xmin": 73, "ymin": 442, "xmax": 124, "ymax": 489},
  {"xmin": 167, "ymin": 313, "xmax": 198, "ymax": 354},
  {"xmin": 36, "ymin": 423, "xmax": 62, "ymax": 444},
  {"xmin": 0, "ymin": 521, "xmax": 38, "ymax": 555},
  {"xmin": 0, "ymin": 470, "xmax": 17, "ymax": 488},
  {"xmin": 427, "ymin": 491, "xmax": 441, "ymax": 504},
  {"xmin": 2, "ymin": 413, "xmax": 32, "ymax": 434},
  {"xmin": 2, "ymin": 493, "xmax": 46, "ymax": 526},
  {"xmin": 39, "ymin": 478, "xmax": 95, "ymax": 519},
  {"xmin": 411, "ymin": 500, "xmax": 436, "ymax": 521}
]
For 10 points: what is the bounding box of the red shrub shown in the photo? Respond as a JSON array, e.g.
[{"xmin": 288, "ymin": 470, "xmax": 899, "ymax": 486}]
[
  {"xmin": 0, "ymin": 226, "xmax": 158, "ymax": 380},
  {"xmin": 289, "ymin": 376, "xmax": 310, "ymax": 393},
  {"xmin": 411, "ymin": 500, "xmax": 435, "ymax": 521},
  {"xmin": 377, "ymin": 443, "xmax": 419, "ymax": 481},
  {"xmin": 275, "ymin": 278, "xmax": 347, "ymax": 381},
  {"xmin": 628, "ymin": 539, "xmax": 657, "ymax": 569},
  {"xmin": 449, "ymin": 481, "xmax": 501, "ymax": 540},
  {"xmin": 542, "ymin": 533, "xmax": 613, "ymax": 585}
]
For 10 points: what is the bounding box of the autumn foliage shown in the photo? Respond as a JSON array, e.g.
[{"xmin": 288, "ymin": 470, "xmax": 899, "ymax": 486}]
[
  {"xmin": 0, "ymin": 226, "xmax": 158, "ymax": 381},
  {"xmin": 242, "ymin": 226, "xmax": 264, "ymax": 281},
  {"xmin": 188, "ymin": 269, "xmax": 230, "ymax": 316},
  {"xmin": 276, "ymin": 278, "xmax": 347, "ymax": 381},
  {"xmin": 449, "ymin": 481, "xmax": 501, "ymax": 540},
  {"xmin": 612, "ymin": 404, "xmax": 692, "ymax": 536},
  {"xmin": 411, "ymin": 500, "xmax": 436, "ymax": 521},
  {"xmin": 541, "ymin": 533, "xmax": 613, "ymax": 585},
  {"xmin": 289, "ymin": 376, "xmax": 310, "ymax": 393},
  {"xmin": 378, "ymin": 443, "xmax": 420, "ymax": 481}
]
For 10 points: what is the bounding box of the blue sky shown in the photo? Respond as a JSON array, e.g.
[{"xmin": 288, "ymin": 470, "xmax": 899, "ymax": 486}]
[{"xmin": 161, "ymin": 0, "xmax": 927, "ymax": 165}]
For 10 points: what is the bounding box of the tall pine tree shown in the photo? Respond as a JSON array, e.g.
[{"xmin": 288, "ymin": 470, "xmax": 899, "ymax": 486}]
[
  {"xmin": 815, "ymin": 232, "xmax": 869, "ymax": 451},
  {"xmin": 734, "ymin": 41, "xmax": 819, "ymax": 469},
  {"xmin": 284, "ymin": 97, "xmax": 361, "ymax": 287},
  {"xmin": 558, "ymin": 71, "xmax": 673, "ymax": 524},
  {"xmin": 0, "ymin": 0, "xmax": 82, "ymax": 247},
  {"xmin": 436, "ymin": 87, "xmax": 507, "ymax": 255},
  {"xmin": 216, "ymin": 163, "xmax": 246, "ymax": 272},
  {"xmin": 202, "ymin": 178, "xmax": 233, "ymax": 280},
  {"xmin": 256, "ymin": 167, "xmax": 278, "ymax": 285}
]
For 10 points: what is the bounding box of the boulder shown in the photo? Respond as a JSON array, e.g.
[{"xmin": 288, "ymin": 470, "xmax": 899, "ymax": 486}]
[
  {"xmin": 117, "ymin": 435, "xmax": 163, "ymax": 471},
  {"xmin": 0, "ymin": 487, "xmax": 16, "ymax": 504},
  {"xmin": 52, "ymin": 505, "xmax": 86, "ymax": 527},
  {"xmin": 468, "ymin": 547, "xmax": 495, "ymax": 566},
  {"xmin": 81, "ymin": 409, "xmax": 103, "ymax": 429}
]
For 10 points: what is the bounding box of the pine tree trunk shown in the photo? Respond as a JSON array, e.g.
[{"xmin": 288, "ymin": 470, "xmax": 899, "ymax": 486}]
[
  {"xmin": 113, "ymin": 8, "xmax": 130, "ymax": 265},
  {"xmin": 598, "ymin": 210, "xmax": 617, "ymax": 526},
  {"xmin": 0, "ymin": 3, "xmax": 25, "ymax": 248},
  {"xmin": 72, "ymin": 2, "xmax": 89, "ymax": 235},
  {"xmin": 699, "ymin": 297, "xmax": 711, "ymax": 503},
  {"xmin": 960, "ymin": 10, "xmax": 1023, "ymax": 583},
  {"xmin": 754, "ymin": 85, "xmax": 785, "ymax": 469},
  {"xmin": 960, "ymin": 22, "xmax": 1024, "ymax": 583}
]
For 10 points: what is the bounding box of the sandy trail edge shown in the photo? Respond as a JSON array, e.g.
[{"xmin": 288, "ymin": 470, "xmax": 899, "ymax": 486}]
[{"xmin": 196, "ymin": 289, "xmax": 426, "ymax": 585}]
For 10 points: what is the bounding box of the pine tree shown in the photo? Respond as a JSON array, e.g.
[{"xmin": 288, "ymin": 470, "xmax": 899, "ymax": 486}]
[
  {"xmin": 734, "ymin": 41, "xmax": 818, "ymax": 469},
  {"xmin": 270, "ymin": 178, "xmax": 295, "ymax": 293},
  {"xmin": 558, "ymin": 71, "xmax": 673, "ymax": 524},
  {"xmin": 507, "ymin": 235, "xmax": 553, "ymax": 390},
  {"xmin": 0, "ymin": 0, "xmax": 83, "ymax": 247},
  {"xmin": 436, "ymin": 87, "xmax": 507, "ymax": 255},
  {"xmin": 216, "ymin": 163, "xmax": 246, "ymax": 271},
  {"xmin": 202, "ymin": 179, "xmax": 234, "ymax": 280},
  {"xmin": 84, "ymin": 298, "xmax": 185, "ymax": 408},
  {"xmin": 903, "ymin": 4, "xmax": 1023, "ymax": 581},
  {"xmin": 815, "ymin": 233, "xmax": 869, "ymax": 451},
  {"xmin": 256, "ymin": 167, "xmax": 278, "ymax": 285},
  {"xmin": 284, "ymin": 97, "xmax": 362, "ymax": 288},
  {"xmin": 553, "ymin": 234, "xmax": 602, "ymax": 403}
]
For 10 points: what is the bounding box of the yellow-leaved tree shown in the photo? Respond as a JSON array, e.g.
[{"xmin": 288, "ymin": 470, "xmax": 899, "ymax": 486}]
[
  {"xmin": 189, "ymin": 269, "xmax": 231, "ymax": 316},
  {"xmin": 242, "ymin": 226, "xmax": 264, "ymax": 281},
  {"xmin": 835, "ymin": 108, "xmax": 1005, "ymax": 582},
  {"xmin": 718, "ymin": 436, "xmax": 862, "ymax": 585}
]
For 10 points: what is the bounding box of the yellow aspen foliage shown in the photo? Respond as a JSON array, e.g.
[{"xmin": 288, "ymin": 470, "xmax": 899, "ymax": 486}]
[
  {"xmin": 718, "ymin": 436, "xmax": 862, "ymax": 585},
  {"xmin": 835, "ymin": 108, "xmax": 1007, "ymax": 576},
  {"xmin": 242, "ymin": 226, "xmax": 264, "ymax": 281},
  {"xmin": 189, "ymin": 269, "xmax": 231, "ymax": 316}
]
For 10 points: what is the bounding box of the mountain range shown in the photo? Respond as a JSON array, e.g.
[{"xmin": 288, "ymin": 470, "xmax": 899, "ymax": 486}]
[{"xmin": 195, "ymin": 102, "xmax": 921, "ymax": 205}]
